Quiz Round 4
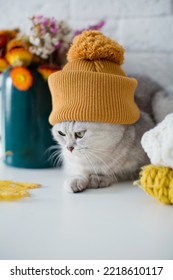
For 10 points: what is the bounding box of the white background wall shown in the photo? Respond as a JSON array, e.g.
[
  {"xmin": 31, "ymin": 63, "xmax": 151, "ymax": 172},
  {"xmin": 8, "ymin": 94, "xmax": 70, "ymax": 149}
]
[{"xmin": 1, "ymin": 0, "xmax": 173, "ymax": 92}]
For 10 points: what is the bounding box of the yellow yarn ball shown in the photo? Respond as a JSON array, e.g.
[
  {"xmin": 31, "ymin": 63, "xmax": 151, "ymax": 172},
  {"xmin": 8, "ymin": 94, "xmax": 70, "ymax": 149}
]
[{"xmin": 134, "ymin": 165, "xmax": 173, "ymax": 204}]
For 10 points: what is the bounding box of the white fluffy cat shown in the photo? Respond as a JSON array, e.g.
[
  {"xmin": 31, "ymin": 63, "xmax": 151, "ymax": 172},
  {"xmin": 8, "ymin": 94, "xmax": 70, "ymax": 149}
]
[
  {"xmin": 51, "ymin": 76, "xmax": 173, "ymax": 192},
  {"xmin": 52, "ymin": 114, "xmax": 152, "ymax": 192}
]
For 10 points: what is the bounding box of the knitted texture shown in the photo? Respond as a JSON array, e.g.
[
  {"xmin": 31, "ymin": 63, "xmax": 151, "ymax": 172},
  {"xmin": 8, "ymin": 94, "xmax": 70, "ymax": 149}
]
[
  {"xmin": 67, "ymin": 30, "xmax": 124, "ymax": 64},
  {"xmin": 0, "ymin": 151, "xmax": 41, "ymax": 201},
  {"xmin": 48, "ymin": 30, "xmax": 140, "ymax": 125},
  {"xmin": 134, "ymin": 165, "xmax": 173, "ymax": 205},
  {"xmin": 141, "ymin": 113, "xmax": 173, "ymax": 169}
]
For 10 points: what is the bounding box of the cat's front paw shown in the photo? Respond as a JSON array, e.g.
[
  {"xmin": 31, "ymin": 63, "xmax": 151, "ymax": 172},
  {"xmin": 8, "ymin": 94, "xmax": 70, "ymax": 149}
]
[
  {"xmin": 64, "ymin": 175, "xmax": 89, "ymax": 193},
  {"xmin": 89, "ymin": 174, "xmax": 112, "ymax": 188}
]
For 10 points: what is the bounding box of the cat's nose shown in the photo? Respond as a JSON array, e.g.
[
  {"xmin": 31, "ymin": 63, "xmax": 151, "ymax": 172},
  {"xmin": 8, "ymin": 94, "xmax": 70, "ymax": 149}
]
[{"xmin": 67, "ymin": 146, "xmax": 74, "ymax": 152}]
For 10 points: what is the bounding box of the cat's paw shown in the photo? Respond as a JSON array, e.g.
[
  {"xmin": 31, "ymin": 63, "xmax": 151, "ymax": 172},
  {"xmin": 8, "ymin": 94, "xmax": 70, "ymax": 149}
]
[
  {"xmin": 89, "ymin": 174, "xmax": 112, "ymax": 188},
  {"xmin": 64, "ymin": 176, "xmax": 89, "ymax": 193}
]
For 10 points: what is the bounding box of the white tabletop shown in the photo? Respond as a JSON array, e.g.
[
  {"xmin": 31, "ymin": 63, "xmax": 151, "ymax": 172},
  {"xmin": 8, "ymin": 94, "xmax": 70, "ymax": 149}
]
[{"xmin": 0, "ymin": 162, "xmax": 173, "ymax": 260}]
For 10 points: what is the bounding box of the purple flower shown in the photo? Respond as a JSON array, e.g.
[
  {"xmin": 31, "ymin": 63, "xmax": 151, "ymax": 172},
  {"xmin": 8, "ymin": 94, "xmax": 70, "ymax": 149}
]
[
  {"xmin": 41, "ymin": 18, "xmax": 52, "ymax": 26},
  {"xmin": 54, "ymin": 40, "xmax": 63, "ymax": 49},
  {"xmin": 50, "ymin": 22, "xmax": 58, "ymax": 34},
  {"xmin": 29, "ymin": 15, "xmax": 105, "ymax": 63},
  {"xmin": 73, "ymin": 20, "xmax": 105, "ymax": 37},
  {"xmin": 32, "ymin": 15, "xmax": 44, "ymax": 25}
]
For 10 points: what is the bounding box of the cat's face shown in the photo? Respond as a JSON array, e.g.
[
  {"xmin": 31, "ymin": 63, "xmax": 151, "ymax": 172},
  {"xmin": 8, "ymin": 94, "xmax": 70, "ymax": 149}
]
[{"xmin": 52, "ymin": 121, "xmax": 125, "ymax": 157}]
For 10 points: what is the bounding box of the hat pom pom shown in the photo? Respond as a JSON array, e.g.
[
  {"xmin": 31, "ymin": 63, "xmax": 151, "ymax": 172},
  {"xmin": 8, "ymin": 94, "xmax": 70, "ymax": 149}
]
[{"xmin": 67, "ymin": 30, "xmax": 124, "ymax": 65}]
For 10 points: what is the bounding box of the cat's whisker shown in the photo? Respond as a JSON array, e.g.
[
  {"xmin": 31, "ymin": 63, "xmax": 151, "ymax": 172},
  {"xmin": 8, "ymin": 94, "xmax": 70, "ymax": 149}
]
[
  {"xmin": 54, "ymin": 155, "xmax": 63, "ymax": 167},
  {"xmin": 91, "ymin": 148, "xmax": 123, "ymax": 164},
  {"xmin": 47, "ymin": 150, "xmax": 59, "ymax": 161},
  {"xmin": 89, "ymin": 148, "xmax": 116, "ymax": 162},
  {"xmin": 81, "ymin": 151, "xmax": 100, "ymax": 183},
  {"xmin": 53, "ymin": 155, "xmax": 63, "ymax": 167},
  {"xmin": 49, "ymin": 154, "xmax": 58, "ymax": 166},
  {"xmin": 87, "ymin": 152, "xmax": 109, "ymax": 180},
  {"xmin": 44, "ymin": 145, "xmax": 60, "ymax": 157},
  {"xmin": 47, "ymin": 149, "xmax": 63, "ymax": 167},
  {"xmin": 55, "ymin": 153, "xmax": 63, "ymax": 166},
  {"xmin": 76, "ymin": 147, "xmax": 88, "ymax": 151},
  {"xmin": 87, "ymin": 151, "xmax": 118, "ymax": 183},
  {"xmin": 90, "ymin": 148, "xmax": 126, "ymax": 169}
]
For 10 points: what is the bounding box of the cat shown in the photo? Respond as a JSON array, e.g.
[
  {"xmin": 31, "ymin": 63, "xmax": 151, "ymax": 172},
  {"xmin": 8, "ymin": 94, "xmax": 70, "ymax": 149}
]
[{"xmin": 51, "ymin": 76, "xmax": 173, "ymax": 192}]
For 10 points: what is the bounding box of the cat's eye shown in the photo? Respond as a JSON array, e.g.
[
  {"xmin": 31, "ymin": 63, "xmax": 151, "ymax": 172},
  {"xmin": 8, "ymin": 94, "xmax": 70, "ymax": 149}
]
[
  {"xmin": 75, "ymin": 131, "xmax": 86, "ymax": 139},
  {"xmin": 58, "ymin": 131, "xmax": 66, "ymax": 136}
]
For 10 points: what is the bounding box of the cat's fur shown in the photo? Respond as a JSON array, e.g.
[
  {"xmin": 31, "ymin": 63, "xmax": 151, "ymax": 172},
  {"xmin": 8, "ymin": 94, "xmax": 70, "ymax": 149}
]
[{"xmin": 52, "ymin": 76, "xmax": 173, "ymax": 192}]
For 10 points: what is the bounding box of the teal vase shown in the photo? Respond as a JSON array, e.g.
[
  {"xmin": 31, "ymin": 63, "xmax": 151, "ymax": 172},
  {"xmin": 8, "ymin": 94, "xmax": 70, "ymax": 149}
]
[{"xmin": 1, "ymin": 67, "xmax": 61, "ymax": 168}]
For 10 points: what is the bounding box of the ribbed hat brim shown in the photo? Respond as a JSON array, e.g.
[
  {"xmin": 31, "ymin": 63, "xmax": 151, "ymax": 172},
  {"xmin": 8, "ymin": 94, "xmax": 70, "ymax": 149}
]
[{"xmin": 48, "ymin": 71, "xmax": 140, "ymax": 125}]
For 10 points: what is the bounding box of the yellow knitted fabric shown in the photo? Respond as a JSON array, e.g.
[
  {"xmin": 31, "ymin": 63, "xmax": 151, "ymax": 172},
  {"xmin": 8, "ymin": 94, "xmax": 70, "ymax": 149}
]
[
  {"xmin": 48, "ymin": 30, "xmax": 140, "ymax": 125},
  {"xmin": 134, "ymin": 165, "xmax": 173, "ymax": 204},
  {"xmin": 0, "ymin": 181, "xmax": 41, "ymax": 201},
  {"xmin": 0, "ymin": 152, "xmax": 41, "ymax": 201},
  {"xmin": 67, "ymin": 30, "xmax": 124, "ymax": 64}
]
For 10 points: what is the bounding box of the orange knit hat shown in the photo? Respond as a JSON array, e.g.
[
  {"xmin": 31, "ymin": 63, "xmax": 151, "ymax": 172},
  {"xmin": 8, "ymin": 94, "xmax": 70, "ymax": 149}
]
[{"xmin": 48, "ymin": 30, "xmax": 140, "ymax": 125}]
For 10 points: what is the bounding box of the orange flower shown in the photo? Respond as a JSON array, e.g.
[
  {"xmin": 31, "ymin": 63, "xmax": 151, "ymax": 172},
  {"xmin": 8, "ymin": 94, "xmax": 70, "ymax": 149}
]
[
  {"xmin": 0, "ymin": 34, "xmax": 8, "ymax": 47},
  {"xmin": 10, "ymin": 67, "xmax": 33, "ymax": 91},
  {"xmin": 0, "ymin": 57, "xmax": 9, "ymax": 72},
  {"xmin": 37, "ymin": 65, "xmax": 60, "ymax": 80},
  {"xmin": 0, "ymin": 29, "xmax": 19, "ymax": 41},
  {"xmin": 6, "ymin": 47, "xmax": 33, "ymax": 67},
  {"xmin": 7, "ymin": 38, "xmax": 29, "ymax": 52}
]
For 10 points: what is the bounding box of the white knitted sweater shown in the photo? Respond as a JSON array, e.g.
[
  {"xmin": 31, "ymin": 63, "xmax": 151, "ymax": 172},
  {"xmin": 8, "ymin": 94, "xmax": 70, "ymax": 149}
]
[{"xmin": 141, "ymin": 113, "xmax": 173, "ymax": 169}]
